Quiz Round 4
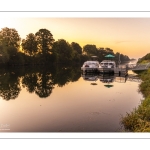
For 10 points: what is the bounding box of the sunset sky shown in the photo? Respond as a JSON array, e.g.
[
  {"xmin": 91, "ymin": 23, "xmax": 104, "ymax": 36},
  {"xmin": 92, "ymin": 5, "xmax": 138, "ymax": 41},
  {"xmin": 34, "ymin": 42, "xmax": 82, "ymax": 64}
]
[{"xmin": 1, "ymin": 17, "xmax": 150, "ymax": 59}]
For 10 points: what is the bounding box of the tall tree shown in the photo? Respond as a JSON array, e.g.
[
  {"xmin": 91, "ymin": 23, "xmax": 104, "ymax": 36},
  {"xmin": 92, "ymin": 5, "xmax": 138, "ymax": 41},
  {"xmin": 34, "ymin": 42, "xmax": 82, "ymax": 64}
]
[
  {"xmin": 35, "ymin": 29, "xmax": 54, "ymax": 55},
  {"xmin": 0, "ymin": 27, "xmax": 21, "ymax": 64},
  {"xmin": 71, "ymin": 42, "xmax": 82, "ymax": 54},
  {"xmin": 21, "ymin": 33, "xmax": 38, "ymax": 56},
  {"xmin": 97, "ymin": 47, "xmax": 107, "ymax": 61},
  {"xmin": 71, "ymin": 42, "xmax": 82, "ymax": 62},
  {"xmin": 83, "ymin": 44, "xmax": 97, "ymax": 56},
  {"xmin": 0, "ymin": 27, "xmax": 21, "ymax": 49},
  {"xmin": 52, "ymin": 39, "xmax": 73, "ymax": 63}
]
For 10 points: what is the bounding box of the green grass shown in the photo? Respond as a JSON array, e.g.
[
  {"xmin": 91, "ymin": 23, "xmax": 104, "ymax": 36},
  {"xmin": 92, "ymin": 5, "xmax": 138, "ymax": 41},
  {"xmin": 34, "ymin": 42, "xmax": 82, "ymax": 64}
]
[
  {"xmin": 140, "ymin": 60, "xmax": 150, "ymax": 64},
  {"xmin": 121, "ymin": 69, "xmax": 150, "ymax": 132}
]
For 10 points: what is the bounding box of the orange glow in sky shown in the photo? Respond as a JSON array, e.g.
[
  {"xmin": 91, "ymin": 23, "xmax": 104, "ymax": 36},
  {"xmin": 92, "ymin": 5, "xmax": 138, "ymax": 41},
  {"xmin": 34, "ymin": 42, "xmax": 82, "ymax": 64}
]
[{"xmin": 0, "ymin": 17, "xmax": 150, "ymax": 59}]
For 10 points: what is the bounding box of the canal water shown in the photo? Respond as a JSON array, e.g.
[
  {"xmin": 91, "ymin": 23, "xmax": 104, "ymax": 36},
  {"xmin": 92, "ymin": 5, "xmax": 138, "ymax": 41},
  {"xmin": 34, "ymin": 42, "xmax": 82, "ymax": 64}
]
[{"xmin": 0, "ymin": 64, "xmax": 143, "ymax": 132}]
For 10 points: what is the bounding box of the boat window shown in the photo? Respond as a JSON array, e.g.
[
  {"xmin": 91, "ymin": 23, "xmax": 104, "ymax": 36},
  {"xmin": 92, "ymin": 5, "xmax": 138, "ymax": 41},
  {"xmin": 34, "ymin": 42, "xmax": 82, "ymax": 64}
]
[
  {"xmin": 104, "ymin": 63, "xmax": 108, "ymax": 65},
  {"xmin": 100, "ymin": 63, "xmax": 108, "ymax": 65}
]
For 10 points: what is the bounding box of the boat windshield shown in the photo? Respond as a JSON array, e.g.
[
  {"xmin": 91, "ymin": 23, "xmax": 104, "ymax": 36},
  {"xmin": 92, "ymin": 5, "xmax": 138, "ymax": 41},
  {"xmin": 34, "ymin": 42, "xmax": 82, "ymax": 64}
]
[
  {"xmin": 108, "ymin": 63, "xmax": 113, "ymax": 65},
  {"xmin": 84, "ymin": 62, "xmax": 98, "ymax": 65},
  {"xmin": 100, "ymin": 62, "xmax": 115, "ymax": 65}
]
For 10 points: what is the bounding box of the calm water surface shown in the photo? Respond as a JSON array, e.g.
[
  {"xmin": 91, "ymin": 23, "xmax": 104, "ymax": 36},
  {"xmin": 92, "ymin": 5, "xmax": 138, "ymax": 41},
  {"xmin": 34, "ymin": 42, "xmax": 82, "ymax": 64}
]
[{"xmin": 0, "ymin": 64, "xmax": 143, "ymax": 132}]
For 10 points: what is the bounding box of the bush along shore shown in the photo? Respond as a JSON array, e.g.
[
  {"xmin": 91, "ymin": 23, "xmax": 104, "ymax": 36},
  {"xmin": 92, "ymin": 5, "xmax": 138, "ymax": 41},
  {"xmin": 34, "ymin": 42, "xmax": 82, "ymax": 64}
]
[{"xmin": 121, "ymin": 69, "xmax": 150, "ymax": 132}]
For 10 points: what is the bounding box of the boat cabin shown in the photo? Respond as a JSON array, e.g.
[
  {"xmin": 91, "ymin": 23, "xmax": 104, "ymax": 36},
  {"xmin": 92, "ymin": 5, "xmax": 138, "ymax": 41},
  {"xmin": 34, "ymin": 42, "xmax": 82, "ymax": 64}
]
[{"xmin": 99, "ymin": 60, "xmax": 116, "ymax": 69}]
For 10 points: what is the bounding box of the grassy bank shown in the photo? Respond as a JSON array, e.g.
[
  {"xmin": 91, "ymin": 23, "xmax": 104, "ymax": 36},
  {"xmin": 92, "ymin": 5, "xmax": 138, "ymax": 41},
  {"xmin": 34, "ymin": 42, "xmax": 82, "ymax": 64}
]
[{"xmin": 121, "ymin": 69, "xmax": 150, "ymax": 132}]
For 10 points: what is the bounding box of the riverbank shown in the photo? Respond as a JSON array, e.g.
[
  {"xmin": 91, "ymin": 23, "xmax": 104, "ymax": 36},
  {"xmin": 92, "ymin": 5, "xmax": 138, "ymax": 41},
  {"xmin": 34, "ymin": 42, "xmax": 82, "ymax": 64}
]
[{"xmin": 121, "ymin": 69, "xmax": 150, "ymax": 132}]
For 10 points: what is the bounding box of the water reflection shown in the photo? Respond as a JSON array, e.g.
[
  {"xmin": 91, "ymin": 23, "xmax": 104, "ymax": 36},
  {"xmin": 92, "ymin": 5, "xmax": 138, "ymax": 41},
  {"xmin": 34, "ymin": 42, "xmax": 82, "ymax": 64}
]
[
  {"xmin": 81, "ymin": 72, "xmax": 140, "ymax": 85},
  {"xmin": 0, "ymin": 65, "xmax": 141, "ymax": 101},
  {"xmin": 99, "ymin": 74, "xmax": 115, "ymax": 83},
  {"xmin": 0, "ymin": 69, "xmax": 21, "ymax": 100},
  {"xmin": 0, "ymin": 65, "xmax": 143, "ymax": 132},
  {"xmin": 0, "ymin": 65, "xmax": 81, "ymax": 100},
  {"xmin": 81, "ymin": 73, "xmax": 99, "ymax": 81}
]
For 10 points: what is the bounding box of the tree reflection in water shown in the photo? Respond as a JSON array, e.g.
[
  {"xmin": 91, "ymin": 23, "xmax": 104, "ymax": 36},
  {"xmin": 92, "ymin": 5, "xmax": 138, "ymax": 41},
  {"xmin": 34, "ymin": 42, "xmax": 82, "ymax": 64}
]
[
  {"xmin": 0, "ymin": 64, "xmax": 81, "ymax": 100},
  {"xmin": 0, "ymin": 70, "xmax": 21, "ymax": 100},
  {"xmin": 22, "ymin": 73, "xmax": 38, "ymax": 93},
  {"xmin": 52, "ymin": 64, "xmax": 81, "ymax": 87},
  {"xmin": 34, "ymin": 72, "xmax": 54, "ymax": 98}
]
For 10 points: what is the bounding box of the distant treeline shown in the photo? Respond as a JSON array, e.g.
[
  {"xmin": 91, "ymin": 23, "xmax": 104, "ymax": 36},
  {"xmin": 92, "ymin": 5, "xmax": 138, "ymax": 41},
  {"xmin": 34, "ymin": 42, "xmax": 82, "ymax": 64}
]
[
  {"xmin": 138, "ymin": 53, "xmax": 150, "ymax": 63},
  {"xmin": 0, "ymin": 27, "xmax": 130, "ymax": 66}
]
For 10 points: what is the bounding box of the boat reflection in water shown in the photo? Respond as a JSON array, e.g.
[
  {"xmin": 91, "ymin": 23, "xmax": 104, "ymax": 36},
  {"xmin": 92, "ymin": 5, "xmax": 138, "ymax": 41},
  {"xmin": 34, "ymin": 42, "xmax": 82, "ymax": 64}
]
[
  {"xmin": 99, "ymin": 74, "xmax": 115, "ymax": 83},
  {"xmin": 81, "ymin": 72, "xmax": 129, "ymax": 85},
  {"xmin": 81, "ymin": 73, "xmax": 99, "ymax": 82},
  {"xmin": 99, "ymin": 74, "xmax": 115, "ymax": 88},
  {"xmin": 81, "ymin": 73, "xmax": 99, "ymax": 85}
]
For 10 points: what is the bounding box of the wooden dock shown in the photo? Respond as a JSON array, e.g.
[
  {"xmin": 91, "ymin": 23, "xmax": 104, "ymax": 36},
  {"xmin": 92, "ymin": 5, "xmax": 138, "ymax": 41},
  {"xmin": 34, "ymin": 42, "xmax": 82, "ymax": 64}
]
[
  {"xmin": 114, "ymin": 65, "xmax": 128, "ymax": 75},
  {"xmin": 114, "ymin": 62, "xmax": 150, "ymax": 74},
  {"xmin": 128, "ymin": 63, "xmax": 150, "ymax": 71}
]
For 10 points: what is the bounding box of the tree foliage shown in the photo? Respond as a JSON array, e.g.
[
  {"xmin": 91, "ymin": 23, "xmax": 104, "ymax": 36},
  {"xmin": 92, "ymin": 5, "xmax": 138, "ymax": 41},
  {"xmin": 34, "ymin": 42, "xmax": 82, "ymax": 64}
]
[
  {"xmin": 52, "ymin": 39, "xmax": 73, "ymax": 63},
  {"xmin": 0, "ymin": 45, "xmax": 9, "ymax": 63},
  {"xmin": 138, "ymin": 53, "xmax": 150, "ymax": 63},
  {"xmin": 0, "ymin": 27, "xmax": 130, "ymax": 66},
  {"xmin": 35, "ymin": 29, "xmax": 54, "ymax": 55},
  {"xmin": 71, "ymin": 42, "xmax": 82, "ymax": 54},
  {"xmin": 0, "ymin": 27, "xmax": 21, "ymax": 64},
  {"xmin": 83, "ymin": 44, "xmax": 97, "ymax": 56},
  {"xmin": 21, "ymin": 33, "xmax": 38, "ymax": 56},
  {"xmin": 0, "ymin": 27, "xmax": 21, "ymax": 48}
]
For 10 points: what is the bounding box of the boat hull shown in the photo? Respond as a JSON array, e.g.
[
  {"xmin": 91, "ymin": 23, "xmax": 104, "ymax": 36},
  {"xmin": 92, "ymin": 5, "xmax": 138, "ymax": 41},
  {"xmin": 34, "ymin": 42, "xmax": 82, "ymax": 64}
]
[
  {"xmin": 98, "ymin": 68, "xmax": 115, "ymax": 73},
  {"xmin": 81, "ymin": 67, "xmax": 99, "ymax": 73}
]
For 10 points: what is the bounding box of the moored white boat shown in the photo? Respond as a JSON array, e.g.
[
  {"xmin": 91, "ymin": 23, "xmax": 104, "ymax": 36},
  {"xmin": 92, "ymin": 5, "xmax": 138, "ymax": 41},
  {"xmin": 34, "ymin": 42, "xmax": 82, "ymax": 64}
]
[
  {"xmin": 98, "ymin": 60, "xmax": 116, "ymax": 73},
  {"xmin": 81, "ymin": 61, "xmax": 100, "ymax": 73}
]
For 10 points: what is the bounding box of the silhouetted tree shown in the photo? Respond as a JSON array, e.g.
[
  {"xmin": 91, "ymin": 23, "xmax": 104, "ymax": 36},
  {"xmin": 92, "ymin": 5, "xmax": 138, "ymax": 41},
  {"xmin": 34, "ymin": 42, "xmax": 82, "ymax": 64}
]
[
  {"xmin": 97, "ymin": 47, "xmax": 107, "ymax": 61},
  {"xmin": 71, "ymin": 42, "xmax": 82, "ymax": 54},
  {"xmin": 52, "ymin": 39, "xmax": 73, "ymax": 63},
  {"xmin": 21, "ymin": 33, "xmax": 38, "ymax": 56},
  {"xmin": 0, "ymin": 27, "xmax": 22, "ymax": 65},
  {"xmin": 83, "ymin": 44, "xmax": 97, "ymax": 56},
  {"xmin": 0, "ymin": 27, "xmax": 21, "ymax": 48},
  {"xmin": 0, "ymin": 45, "xmax": 9, "ymax": 63},
  {"xmin": 35, "ymin": 29, "xmax": 54, "ymax": 55},
  {"xmin": 105, "ymin": 47, "xmax": 114, "ymax": 55}
]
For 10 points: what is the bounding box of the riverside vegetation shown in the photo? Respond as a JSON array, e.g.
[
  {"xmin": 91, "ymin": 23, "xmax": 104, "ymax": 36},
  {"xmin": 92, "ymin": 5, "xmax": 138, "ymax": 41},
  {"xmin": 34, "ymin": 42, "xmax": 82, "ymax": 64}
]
[
  {"xmin": 121, "ymin": 53, "xmax": 150, "ymax": 132},
  {"xmin": 0, "ymin": 27, "xmax": 130, "ymax": 66}
]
